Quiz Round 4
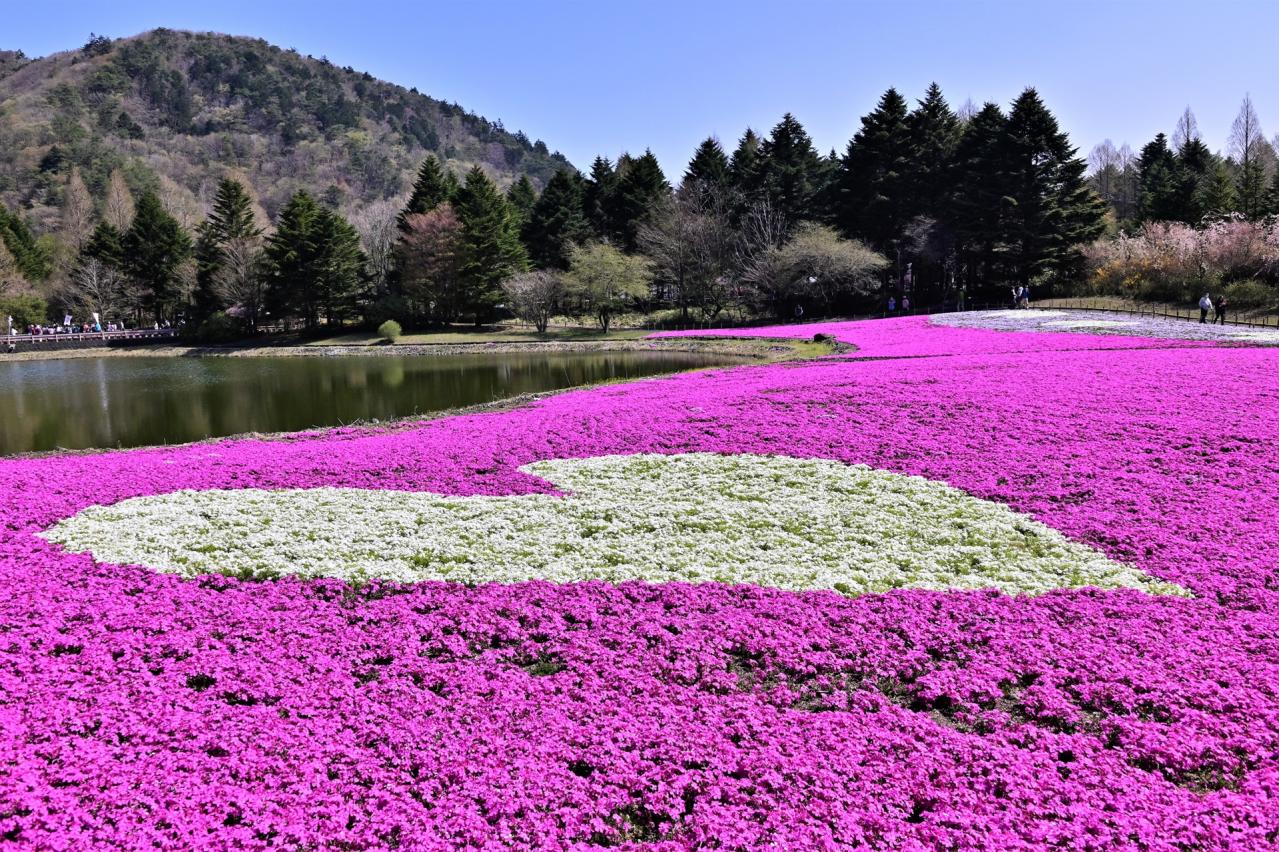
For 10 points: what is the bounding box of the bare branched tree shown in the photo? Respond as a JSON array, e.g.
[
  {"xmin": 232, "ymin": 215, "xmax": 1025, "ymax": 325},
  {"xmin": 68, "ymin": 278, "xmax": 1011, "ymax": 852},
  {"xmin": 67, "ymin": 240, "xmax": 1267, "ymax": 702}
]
[{"xmin": 501, "ymin": 270, "xmax": 564, "ymax": 333}]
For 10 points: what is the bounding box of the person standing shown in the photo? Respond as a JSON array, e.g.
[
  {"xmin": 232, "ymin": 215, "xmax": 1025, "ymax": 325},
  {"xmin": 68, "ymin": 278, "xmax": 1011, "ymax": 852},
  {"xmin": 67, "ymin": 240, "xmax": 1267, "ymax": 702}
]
[
  {"xmin": 888, "ymin": 296, "xmax": 897, "ymax": 313},
  {"xmin": 902, "ymin": 296, "xmax": 911, "ymax": 312},
  {"xmin": 1215, "ymin": 295, "xmax": 1229, "ymax": 325},
  {"xmin": 1199, "ymin": 293, "xmax": 1212, "ymax": 323}
]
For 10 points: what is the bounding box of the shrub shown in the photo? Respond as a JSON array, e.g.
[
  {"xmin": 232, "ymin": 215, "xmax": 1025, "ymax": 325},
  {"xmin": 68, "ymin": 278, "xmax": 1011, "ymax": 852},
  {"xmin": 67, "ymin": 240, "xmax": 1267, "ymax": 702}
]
[
  {"xmin": 377, "ymin": 319, "xmax": 402, "ymax": 343},
  {"xmin": 1223, "ymin": 279, "xmax": 1275, "ymax": 310},
  {"xmin": 0, "ymin": 294, "xmax": 48, "ymax": 332},
  {"xmin": 193, "ymin": 311, "xmax": 246, "ymax": 343}
]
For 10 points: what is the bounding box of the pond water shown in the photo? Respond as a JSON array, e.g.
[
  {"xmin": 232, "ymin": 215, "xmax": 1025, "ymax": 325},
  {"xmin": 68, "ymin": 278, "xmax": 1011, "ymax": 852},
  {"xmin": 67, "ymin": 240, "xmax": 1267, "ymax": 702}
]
[{"xmin": 0, "ymin": 349, "xmax": 742, "ymax": 455}]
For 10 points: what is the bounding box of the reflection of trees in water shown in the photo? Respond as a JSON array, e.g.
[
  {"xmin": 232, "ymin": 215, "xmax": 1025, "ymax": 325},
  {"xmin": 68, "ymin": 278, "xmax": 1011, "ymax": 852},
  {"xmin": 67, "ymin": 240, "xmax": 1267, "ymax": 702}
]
[{"xmin": 0, "ymin": 352, "xmax": 732, "ymax": 454}]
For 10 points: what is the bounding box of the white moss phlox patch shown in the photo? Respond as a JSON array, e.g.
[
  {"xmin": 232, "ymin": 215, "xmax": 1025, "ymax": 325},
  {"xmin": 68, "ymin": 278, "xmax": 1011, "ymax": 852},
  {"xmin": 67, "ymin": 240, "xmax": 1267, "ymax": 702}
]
[{"xmin": 41, "ymin": 453, "xmax": 1184, "ymax": 597}]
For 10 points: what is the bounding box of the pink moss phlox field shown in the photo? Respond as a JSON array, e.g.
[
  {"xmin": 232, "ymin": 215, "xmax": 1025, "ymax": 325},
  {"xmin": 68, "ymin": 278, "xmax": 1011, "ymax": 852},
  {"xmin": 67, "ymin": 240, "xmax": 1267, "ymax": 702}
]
[{"xmin": 4, "ymin": 317, "xmax": 1279, "ymax": 849}]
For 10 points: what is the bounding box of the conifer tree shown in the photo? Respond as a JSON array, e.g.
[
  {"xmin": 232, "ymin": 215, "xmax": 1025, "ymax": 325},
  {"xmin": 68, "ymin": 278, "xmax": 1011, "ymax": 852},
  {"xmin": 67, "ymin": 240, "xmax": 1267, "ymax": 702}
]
[
  {"xmin": 1000, "ymin": 88, "xmax": 1106, "ymax": 288},
  {"xmin": 505, "ymin": 175, "xmax": 537, "ymax": 228},
  {"xmin": 583, "ymin": 156, "xmax": 618, "ymax": 240},
  {"xmin": 684, "ymin": 137, "xmax": 731, "ymax": 188},
  {"xmin": 834, "ymin": 88, "xmax": 913, "ymax": 253},
  {"xmin": 397, "ymin": 155, "xmax": 457, "ymax": 230},
  {"xmin": 950, "ymin": 103, "xmax": 1011, "ymax": 291},
  {"xmin": 1137, "ymin": 134, "xmax": 1179, "ymax": 222},
  {"xmin": 907, "ymin": 83, "xmax": 961, "ymax": 217},
  {"xmin": 454, "ymin": 166, "xmax": 528, "ymax": 320},
  {"xmin": 265, "ymin": 191, "xmax": 322, "ymax": 327},
  {"xmin": 728, "ymin": 129, "xmax": 763, "ymax": 198},
  {"xmin": 82, "ymin": 222, "xmax": 125, "ymax": 270},
  {"xmin": 193, "ymin": 178, "xmax": 266, "ymax": 323},
  {"xmin": 1197, "ymin": 159, "xmax": 1238, "ymax": 218},
  {"xmin": 121, "ymin": 191, "xmax": 192, "ymax": 323},
  {"xmin": 1172, "ymin": 136, "xmax": 1212, "ymax": 224},
  {"xmin": 756, "ymin": 113, "xmax": 824, "ymax": 226},
  {"xmin": 522, "ymin": 169, "xmax": 589, "ymax": 270},
  {"xmin": 1266, "ymin": 168, "xmax": 1279, "ymax": 217},
  {"xmin": 612, "ymin": 150, "xmax": 671, "ymax": 251}
]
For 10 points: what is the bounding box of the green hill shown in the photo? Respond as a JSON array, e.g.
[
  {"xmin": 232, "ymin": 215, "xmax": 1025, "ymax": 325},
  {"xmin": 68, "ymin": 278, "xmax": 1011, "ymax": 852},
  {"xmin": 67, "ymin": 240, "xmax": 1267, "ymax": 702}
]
[{"xmin": 0, "ymin": 29, "xmax": 572, "ymax": 230}]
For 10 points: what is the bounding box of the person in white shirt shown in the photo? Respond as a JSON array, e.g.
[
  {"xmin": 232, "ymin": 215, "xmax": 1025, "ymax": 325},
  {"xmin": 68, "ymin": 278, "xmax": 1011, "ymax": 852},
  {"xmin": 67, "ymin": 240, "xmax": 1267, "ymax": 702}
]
[{"xmin": 1198, "ymin": 294, "xmax": 1212, "ymax": 323}]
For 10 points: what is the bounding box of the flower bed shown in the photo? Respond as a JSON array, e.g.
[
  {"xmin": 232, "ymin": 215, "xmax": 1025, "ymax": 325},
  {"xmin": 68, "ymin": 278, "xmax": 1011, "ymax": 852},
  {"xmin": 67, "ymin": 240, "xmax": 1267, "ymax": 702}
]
[
  {"xmin": 931, "ymin": 308, "xmax": 1279, "ymax": 343},
  {"xmin": 3, "ymin": 316, "xmax": 1279, "ymax": 848}
]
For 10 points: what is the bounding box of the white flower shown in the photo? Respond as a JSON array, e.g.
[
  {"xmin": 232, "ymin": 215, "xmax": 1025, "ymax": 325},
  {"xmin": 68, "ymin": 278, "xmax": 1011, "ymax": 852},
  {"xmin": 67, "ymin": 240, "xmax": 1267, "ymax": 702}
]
[{"xmin": 41, "ymin": 453, "xmax": 1185, "ymax": 597}]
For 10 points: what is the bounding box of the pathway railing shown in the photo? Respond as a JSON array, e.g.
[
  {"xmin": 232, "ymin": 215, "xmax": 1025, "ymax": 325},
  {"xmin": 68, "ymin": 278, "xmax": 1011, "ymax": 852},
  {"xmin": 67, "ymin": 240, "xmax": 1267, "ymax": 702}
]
[
  {"xmin": 2, "ymin": 328, "xmax": 179, "ymax": 346},
  {"xmin": 1029, "ymin": 298, "xmax": 1279, "ymax": 328}
]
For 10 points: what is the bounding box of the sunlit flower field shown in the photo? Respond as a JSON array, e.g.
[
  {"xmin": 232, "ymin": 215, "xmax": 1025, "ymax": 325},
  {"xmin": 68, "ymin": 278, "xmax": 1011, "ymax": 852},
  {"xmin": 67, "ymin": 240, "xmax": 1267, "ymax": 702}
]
[{"xmin": 3, "ymin": 314, "xmax": 1278, "ymax": 849}]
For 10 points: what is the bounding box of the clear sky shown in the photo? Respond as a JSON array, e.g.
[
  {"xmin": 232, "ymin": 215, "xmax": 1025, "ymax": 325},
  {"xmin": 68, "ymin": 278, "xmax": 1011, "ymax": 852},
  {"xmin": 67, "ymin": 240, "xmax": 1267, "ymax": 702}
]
[{"xmin": 6, "ymin": 0, "xmax": 1279, "ymax": 177}]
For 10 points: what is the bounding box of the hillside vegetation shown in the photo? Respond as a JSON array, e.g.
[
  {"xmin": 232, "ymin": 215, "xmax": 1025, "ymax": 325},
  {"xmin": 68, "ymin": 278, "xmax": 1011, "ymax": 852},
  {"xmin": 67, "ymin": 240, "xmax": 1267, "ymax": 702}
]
[{"xmin": 0, "ymin": 29, "xmax": 570, "ymax": 229}]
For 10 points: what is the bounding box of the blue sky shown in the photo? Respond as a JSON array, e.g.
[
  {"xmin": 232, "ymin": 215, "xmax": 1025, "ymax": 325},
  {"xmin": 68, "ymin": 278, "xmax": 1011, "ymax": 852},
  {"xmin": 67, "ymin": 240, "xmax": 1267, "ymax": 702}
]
[{"xmin": 7, "ymin": 0, "xmax": 1279, "ymax": 176}]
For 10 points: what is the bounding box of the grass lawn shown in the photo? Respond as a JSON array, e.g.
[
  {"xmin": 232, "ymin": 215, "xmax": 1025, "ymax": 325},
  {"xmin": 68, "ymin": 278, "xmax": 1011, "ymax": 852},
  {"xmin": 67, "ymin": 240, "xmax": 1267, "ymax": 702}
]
[{"xmin": 307, "ymin": 324, "xmax": 654, "ymax": 346}]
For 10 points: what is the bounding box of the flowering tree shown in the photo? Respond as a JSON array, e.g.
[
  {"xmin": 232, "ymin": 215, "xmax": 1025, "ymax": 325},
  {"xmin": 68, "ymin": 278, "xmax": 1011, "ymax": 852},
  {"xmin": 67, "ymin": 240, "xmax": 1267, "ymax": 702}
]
[{"xmin": 501, "ymin": 270, "xmax": 563, "ymax": 333}]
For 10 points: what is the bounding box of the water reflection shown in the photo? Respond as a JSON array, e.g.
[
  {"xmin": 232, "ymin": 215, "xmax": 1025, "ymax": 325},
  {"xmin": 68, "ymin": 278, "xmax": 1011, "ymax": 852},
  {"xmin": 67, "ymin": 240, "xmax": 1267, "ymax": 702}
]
[{"xmin": 0, "ymin": 350, "xmax": 739, "ymax": 454}]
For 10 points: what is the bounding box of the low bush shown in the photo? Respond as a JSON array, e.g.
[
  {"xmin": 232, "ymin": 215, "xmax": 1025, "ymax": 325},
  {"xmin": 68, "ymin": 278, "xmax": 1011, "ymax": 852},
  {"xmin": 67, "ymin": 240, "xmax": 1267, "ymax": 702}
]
[
  {"xmin": 377, "ymin": 319, "xmax": 402, "ymax": 343},
  {"xmin": 1223, "ymin": 279, "xmax": 1275, "ymax": 310}
]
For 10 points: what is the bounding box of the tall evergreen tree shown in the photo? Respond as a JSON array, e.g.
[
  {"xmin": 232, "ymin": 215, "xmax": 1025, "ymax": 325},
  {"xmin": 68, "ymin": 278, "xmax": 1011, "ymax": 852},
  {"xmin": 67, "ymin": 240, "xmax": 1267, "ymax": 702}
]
[
  {"xmin": 122, "ymin": 191, "xmax": 192, "ymax": 323},
  {"xmin": 612, "ymin": 150, "xmax": 671, "ymax": 251},
  {"xmin": 454, "ymin": 166, "xmax": 528, "ymax": 319},
  {"xmin": 265, "ymin": 191, "xmax": 322, "ymax": 328},
  {"xmin": 756, "ymin": 113, "xmax": 824, "ymax": 226},
  {"xmin": 684, "ymin": 137, "xmax": 731, "ymax": 189},
  {"xmin": 1266, "ymin": 168, "xmax": 1279, "ymax": 217},
  {"xmin": 728, "ymin": 129, "xmax": 763, "ymax": 199},
  {"xmin": 193, "ymin": 178, "xmax": 267, "ymax": 323},
  {"xmin": 522, "ymin": 169, "xmax": 589, "ymax": 270},
  {"xmin": 907, "ymin": 83, "xmax": 961, "ymax": 216},
  {"xmin": 1172, "ymin": 136, "xmax": 1213, "ymax": 223},
  {"xmin": 583, "ymin": 156, "xmax": 618, "ymax": 241},
  {"xmin": 82, "ymin": 221, "xmax": 125, "ymax": 270},
  {"xmin": 505, "ymin": 175, "xmax": 538, "ymax": 228},
  {"xmin": 950, "ymin": 103, "xmax": 1011, "ymax": 292},
  {"xmin": 1198, "ymin": 159, "xmax": 1238, "ymax": 218},
  {"xmin": 310, "ymin": 206, "xmax": 366, "ymax": 326},
  {"xmin": 1136, "ymin": 134, "xmax": 1179, "ymax": 222},
  {"xmin": 834, "ymin": 88, "xmax": 913, "ymax": 254},
  {"xmin": 1000, "ymin": 88, "xmax": 1106, "ymax": 288},
  {"xmin": 397, "ymin": 156, "xmax": 457, "ymax": 230},
  {"xmin": 0, "ymin": 205, "xmax": 54, "ymax": 282}
]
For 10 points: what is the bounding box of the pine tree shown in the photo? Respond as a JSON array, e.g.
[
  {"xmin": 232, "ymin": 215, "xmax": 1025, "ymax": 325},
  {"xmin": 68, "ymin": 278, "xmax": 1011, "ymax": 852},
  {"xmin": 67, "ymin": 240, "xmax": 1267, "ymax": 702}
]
[
  {"xmin": 1197, "ymin": 159, "xmax": 1238, "ymax": 218},
  {"xmin": 1000, "ymin": 88, "xmax": 1106, "ymax": 288},
  {"xmin": 612, "ymin": 150, "xmax": 671, "ymax": 251},
  {"xmin": 82, "ymin": 222, "xmax": 124, "ymax": 269},
  {"xmin": 265, "ymin": 191, "xmax": 322, "ymax": 327},
  {"xmin": 1172, "ymin": 137, "xmax": 1212, "ymax": 224},
  {"xmin": 583, "ymin": 156, "xmax": 618, "ymax": 241},
  {"xmin": 310, "ymin": 206, "xmax": 366, "ymax": 326},
  {"xmin": 951, "ymin": 103, "xmax": 1011, "ymax": 291},
  {"xmin": 0, "ymin": 205, "xmax": 54, "ymax": 282},
  {"xmin": 398, "ymin": 156, "xmax": 457, "ymax": 230},
  {"xmin": 1229, "ymin": 96, "xmax": 1267, "ymax": 219},
  {"xmin": 1136, "ymin": 134, "xmax": 1179, "ymax": 222},
  {"xmin": 756, "ymin": 113, "xmax": 824, "ymax": 226},
  {"xmin": 121, "ymin": 191, "xmax": 192, "ymax": 323},
  {"xmin": 907, "ymin": 83, "xmax": 961, "ymax": 217},
  {"xmin": 834, "ymin": 88, "xmax": 913, "ymax": 253},
  {"xmin": 1266, "ymin": 168, "xmax": 1279, "ymax": 217},
  {"xmin": 728, "ymin": 129, "xmax": 762, "ymax": 198},
  {"xmin": 684, "ymin": 137, "xmax": 731, "ymax": 188},
  {"xmin": 505, "ymin": 176, "xmax": 538, "ymax": 229},
  {"xmin": 522, "ymin": 169, "xmax": 589, "ymax": 270},
  {"xmin": 454, "ymin": 166, "xmax": 528, "ymax": 320},
  {"xmin": 193, "ymin": 178, "xmax": 266, "ymax": 322}
]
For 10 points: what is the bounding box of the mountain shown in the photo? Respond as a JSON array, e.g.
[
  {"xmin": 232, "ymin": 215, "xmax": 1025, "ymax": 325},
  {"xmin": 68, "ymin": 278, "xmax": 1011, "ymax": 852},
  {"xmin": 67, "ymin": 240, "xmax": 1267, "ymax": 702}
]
[{"xmin": 0, "ymin": 29, "xmax": 573, "ymax": 231}]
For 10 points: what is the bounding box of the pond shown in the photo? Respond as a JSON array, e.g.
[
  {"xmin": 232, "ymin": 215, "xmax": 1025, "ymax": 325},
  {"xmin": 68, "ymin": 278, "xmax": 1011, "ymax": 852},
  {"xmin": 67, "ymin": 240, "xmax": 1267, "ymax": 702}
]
[{"xmin": 0, "ymin": 349, "xmax": 743, "ymax": 455}]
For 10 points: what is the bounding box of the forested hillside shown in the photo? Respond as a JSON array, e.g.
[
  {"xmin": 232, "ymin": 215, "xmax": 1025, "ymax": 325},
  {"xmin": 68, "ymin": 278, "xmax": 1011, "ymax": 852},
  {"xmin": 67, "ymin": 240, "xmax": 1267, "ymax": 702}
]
[{"xmin": 0, "ymin": 29, "xmax": 571, "ymax": 230}]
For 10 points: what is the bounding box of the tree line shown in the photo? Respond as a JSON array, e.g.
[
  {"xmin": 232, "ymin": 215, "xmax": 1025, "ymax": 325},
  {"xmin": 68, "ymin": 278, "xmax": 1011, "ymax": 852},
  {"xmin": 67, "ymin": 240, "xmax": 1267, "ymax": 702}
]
[{"xmin": 2, "ymin": 83, "xmax": 1106, "ymax": 334}]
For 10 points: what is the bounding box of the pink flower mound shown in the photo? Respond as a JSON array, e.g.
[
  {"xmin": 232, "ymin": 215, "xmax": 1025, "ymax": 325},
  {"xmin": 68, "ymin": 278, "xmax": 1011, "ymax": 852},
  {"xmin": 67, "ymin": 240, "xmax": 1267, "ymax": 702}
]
[{"xmin": 3, "ymin": 317, "xmax": 1279, "ymax": 849}]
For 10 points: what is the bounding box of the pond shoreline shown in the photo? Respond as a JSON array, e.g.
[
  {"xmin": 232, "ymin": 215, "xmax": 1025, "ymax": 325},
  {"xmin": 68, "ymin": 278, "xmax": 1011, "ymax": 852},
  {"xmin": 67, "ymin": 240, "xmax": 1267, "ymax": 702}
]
[{"xmin": 0, "ymin": 335, "xmax": 840, "ymax": 363}]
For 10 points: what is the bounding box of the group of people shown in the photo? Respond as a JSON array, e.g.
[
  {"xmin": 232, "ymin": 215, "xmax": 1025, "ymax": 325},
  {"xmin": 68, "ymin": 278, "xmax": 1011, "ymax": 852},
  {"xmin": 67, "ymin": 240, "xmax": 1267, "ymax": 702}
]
[
  {"xmin": 886, "ymin": 296, "xmax": 912, "ymax": 313},
  {"xmin": 1010, "ymin": 286, "xmax": 1032, "ymax": 308},
  {"xmin": 1197, "ymin": 294, "xmax": 1230, "ymax": 324}
]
